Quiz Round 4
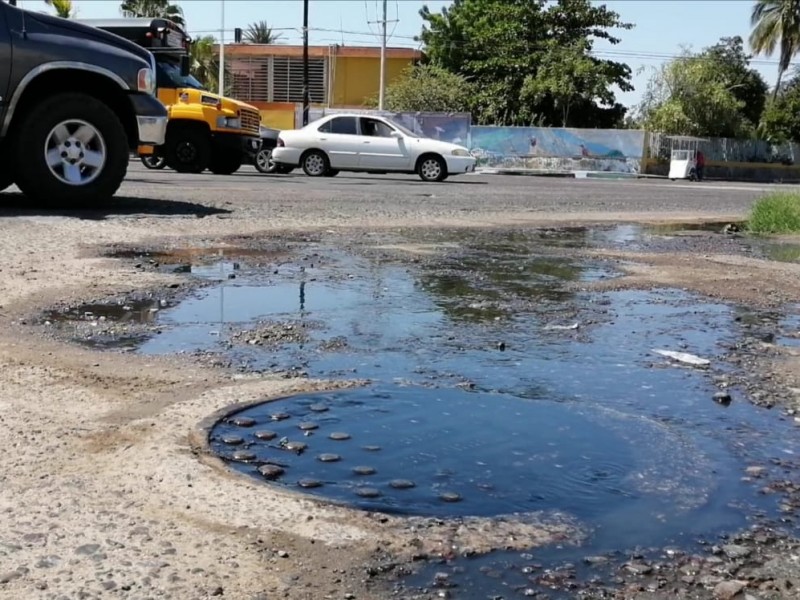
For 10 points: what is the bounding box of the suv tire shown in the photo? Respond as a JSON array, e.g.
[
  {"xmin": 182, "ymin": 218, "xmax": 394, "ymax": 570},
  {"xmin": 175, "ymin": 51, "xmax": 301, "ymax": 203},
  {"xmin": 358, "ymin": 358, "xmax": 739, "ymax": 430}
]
[{"xmin": 14, "ymin": 93, "xmax": 129, "ymax": 206}]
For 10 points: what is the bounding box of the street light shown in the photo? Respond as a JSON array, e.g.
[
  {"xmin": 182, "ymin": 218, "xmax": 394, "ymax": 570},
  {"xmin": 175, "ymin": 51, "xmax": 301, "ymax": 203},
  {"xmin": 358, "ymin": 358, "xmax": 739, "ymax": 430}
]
[
  {"xmin": 218, "ymin": 0, "xmax": 225, "ymax": 95},
  {"xmin": 302, "ymin": 0, "xmax": 309, "ymax": 126}
]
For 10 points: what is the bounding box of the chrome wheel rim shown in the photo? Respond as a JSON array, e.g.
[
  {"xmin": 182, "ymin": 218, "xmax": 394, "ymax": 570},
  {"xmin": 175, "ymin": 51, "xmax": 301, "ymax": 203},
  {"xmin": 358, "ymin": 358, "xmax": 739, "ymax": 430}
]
[
  {"xmin": 256, "ymin": 149, "xmax": 273, "ymax": 171},
  {"xmin": 421, "ymin": 158, "xmax": 441, "ymax": 180},
  {"xmin": 143, "ymin": 155, "xmax": 165, "ymax": 168},
  {"xmin": 305, "ymin": 153, "xmax": 326, "ymax": 175},
  {"xmin": 44, "ymin": 119, "xmax": 106, "ymax": 186}
]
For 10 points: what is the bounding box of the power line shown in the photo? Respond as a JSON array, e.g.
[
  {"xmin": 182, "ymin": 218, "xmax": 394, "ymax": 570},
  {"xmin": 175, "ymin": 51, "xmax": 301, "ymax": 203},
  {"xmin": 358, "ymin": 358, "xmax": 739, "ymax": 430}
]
[{"xmin": 188, "ymin": 26, "xmax": 798, "ymax": 69}]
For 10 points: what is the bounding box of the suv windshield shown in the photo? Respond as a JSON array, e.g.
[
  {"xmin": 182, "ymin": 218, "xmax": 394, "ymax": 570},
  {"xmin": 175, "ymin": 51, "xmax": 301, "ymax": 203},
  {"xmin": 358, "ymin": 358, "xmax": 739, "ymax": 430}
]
[{"xmin": 156, "ymin": 59, "xmax": 205, "ymax": 90}]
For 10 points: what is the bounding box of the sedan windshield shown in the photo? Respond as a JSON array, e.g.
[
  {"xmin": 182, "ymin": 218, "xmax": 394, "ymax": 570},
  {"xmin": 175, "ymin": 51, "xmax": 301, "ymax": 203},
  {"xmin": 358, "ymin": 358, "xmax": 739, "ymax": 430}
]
[{"xmin": 385, "ymin": 119, "xmax": 420, "ymax": 138}]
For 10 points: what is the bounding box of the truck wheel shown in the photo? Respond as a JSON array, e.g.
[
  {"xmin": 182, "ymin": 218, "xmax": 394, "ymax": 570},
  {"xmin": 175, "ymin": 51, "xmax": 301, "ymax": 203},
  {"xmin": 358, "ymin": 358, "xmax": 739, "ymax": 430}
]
[
  {"xmin": 140, "ymin": 155, "xmax": 167, "ymax": 170},
  {"xmin": 0, "ymin": 172, "xmax": 14, "ymax": 193},
  {"xmin": 14, "ymin": 93, "xmax": 128, "ymax": 206},
  {"xmin": 209, "ymin": 153, "xmax": 242, "ymax": 175},
  {"xmin": 165, "ymin": 127, "xmax": 211, "ymax": 173}
]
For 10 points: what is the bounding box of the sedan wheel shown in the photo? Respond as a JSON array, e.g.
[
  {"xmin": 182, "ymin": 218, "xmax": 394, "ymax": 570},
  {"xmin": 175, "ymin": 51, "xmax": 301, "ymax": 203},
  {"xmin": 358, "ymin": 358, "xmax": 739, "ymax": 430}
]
[
  {"xmin": 418, "ymin": 155, "xmax": 447, "ymax": 182},
  {"xmin": 255, "ymin": 148, "xmax": 276, "ymax": 173},
  {"xmin": 302, "ymin": 150, "xmax": 329, "ymax": 177}
]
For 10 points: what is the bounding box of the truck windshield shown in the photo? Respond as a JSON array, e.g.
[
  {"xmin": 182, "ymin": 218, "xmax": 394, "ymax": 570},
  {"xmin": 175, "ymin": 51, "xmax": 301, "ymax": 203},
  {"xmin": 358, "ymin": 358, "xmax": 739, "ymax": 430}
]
[{"xmin": 156, "ymin": 59, "xmax": 205, "ymax": 91}]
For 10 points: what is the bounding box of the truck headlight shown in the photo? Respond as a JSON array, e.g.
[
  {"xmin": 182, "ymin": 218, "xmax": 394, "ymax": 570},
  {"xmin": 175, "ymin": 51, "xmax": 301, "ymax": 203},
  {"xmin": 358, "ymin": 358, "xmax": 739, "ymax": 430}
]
[
  {"xmin": 216, "ymin": 116, "xmax": 242, "ymax": 129},
  {"xmin": 137, "ymin": 68, "xmax": 155, "ymax": 96},
  {"xmin": 452, "ymin": 148, "xmax": 470, "ymax": 157}
]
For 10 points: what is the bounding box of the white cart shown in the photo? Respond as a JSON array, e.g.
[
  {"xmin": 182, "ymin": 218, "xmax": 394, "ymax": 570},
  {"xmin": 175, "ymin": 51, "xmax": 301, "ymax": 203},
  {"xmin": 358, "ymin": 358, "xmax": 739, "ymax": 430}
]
[{"xmin": 666, "ymin": 136, "xmax": 707, "ymax": 181}]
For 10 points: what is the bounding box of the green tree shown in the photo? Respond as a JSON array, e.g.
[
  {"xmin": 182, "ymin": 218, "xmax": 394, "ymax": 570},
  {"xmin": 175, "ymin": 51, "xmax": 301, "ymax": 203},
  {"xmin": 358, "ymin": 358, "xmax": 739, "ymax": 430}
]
[
  {"xmin": 749, "ymin": 0, "xmax": 800, "ymax": 97},
  {"xmin": 378, "ymin": 64, "xmax": 475, "ymax": 112},
  {"xmin": 243, "ymin": 20, "xmax": 283, "ymax": 44},
  {"xmin": 521, "ymin": 42, "xmax": 628, "ymax": 127},
  {"xmin": 120, "ymin": 0, "xmax": 184, "ymax": 27},
  {"xmin": 759, "ymin": 67, "xmax": 800, "ymax": 141},
  {"xmin": 636, "ymin": 37, "xmax": 768, "ymax": 138},
  {"xmin": 45, "ymin": 0, "xmax": 75, "ymax": 18},
  {"xmin": 706, "ymin": 36, "xmax": 769, "ymax": 125},
  {"xmin": 417, "ymin": 0, "xmax": 633, "ymax": 126}
]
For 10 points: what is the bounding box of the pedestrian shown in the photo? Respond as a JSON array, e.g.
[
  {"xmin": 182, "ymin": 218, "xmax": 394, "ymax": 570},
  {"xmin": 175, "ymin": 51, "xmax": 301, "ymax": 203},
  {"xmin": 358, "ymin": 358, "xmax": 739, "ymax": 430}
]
[{"xmin": 695, "ymin": 150, "xmax": 705, "ymax": 182}]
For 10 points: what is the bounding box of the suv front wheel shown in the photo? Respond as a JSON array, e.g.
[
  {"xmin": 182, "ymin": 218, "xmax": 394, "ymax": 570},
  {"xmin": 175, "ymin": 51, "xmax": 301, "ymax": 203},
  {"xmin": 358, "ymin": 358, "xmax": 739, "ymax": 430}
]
[{"xmin": 14, "ymin": 93, "xmax": 129, "ymax": 206}]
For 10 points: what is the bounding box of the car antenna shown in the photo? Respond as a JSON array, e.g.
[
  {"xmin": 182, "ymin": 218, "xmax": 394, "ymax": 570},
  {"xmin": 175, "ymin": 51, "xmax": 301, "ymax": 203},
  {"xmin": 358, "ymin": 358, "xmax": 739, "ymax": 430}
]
[{"xmin": 9, "ymin": 0, "xmax": 28, "ymax": 39}]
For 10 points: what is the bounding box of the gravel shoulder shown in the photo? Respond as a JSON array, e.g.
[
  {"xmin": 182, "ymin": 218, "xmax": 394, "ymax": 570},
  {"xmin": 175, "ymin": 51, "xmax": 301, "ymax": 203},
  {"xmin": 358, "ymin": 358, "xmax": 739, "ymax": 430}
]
[{"xmin": 0, "ymin": 169, "xmax": 798, "ymax": 599}]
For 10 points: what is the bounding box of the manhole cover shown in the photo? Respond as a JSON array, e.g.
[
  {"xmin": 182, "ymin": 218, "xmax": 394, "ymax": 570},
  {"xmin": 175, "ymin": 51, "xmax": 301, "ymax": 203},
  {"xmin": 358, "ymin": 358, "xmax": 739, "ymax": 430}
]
[{"xmin": 210, "ymin": 386, "xmax": 716, "ymax": 518}]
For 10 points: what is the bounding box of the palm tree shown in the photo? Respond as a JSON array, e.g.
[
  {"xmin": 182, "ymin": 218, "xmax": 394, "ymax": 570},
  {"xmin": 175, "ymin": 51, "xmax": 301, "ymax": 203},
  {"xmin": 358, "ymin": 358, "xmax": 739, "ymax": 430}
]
[
  {"xmin": 190, "ymin": 35, "xmax": 231, "ymax": 95},
  {"xmin": 750, "ymin": 0, "xmax": 800, "ymax": 97},
  {"xmin": 243, "ymin": 21, "xmax": 282, "ymax": 44},
  {"xmin": 120, "ymin": 0, "xmax": 185, "ymax": 27},
  {"xmin": 45, "ymin": 0, "xmax": 75, "ymax": 18}
]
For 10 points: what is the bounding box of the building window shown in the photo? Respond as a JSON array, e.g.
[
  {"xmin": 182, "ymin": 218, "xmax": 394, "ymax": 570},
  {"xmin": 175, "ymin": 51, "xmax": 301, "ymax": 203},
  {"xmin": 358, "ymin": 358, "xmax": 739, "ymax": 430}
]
[{"xmin": 230, "ymin": 55, "xmax": 326, "ymax": 104}]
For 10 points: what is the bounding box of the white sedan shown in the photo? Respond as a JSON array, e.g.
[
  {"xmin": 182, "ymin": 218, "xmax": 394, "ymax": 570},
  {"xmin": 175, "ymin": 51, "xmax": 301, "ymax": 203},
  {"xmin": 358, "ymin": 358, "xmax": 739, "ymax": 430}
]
[{"xmin": 271, "ymin": 114, "xmax": 476, "ymax": 182}]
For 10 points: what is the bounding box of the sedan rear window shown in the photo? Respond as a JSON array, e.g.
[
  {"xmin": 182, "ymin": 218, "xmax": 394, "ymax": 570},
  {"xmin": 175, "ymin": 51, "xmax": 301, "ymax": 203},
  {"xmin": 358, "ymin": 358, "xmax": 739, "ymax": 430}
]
[{"xmin": 319, "ymin": 117, "xmax": 358, "ymax": 135}]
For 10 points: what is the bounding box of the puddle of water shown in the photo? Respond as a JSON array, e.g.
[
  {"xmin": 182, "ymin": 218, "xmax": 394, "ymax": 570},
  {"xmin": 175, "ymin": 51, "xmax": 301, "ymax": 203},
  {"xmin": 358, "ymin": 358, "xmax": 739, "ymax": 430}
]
[
  {"xmin": 46, "ymin": 228, "xmax": 800, "ymax": 595},
  {"xmin": 764, "ymin": 243, "xmax": 800, "ymax": 263}
]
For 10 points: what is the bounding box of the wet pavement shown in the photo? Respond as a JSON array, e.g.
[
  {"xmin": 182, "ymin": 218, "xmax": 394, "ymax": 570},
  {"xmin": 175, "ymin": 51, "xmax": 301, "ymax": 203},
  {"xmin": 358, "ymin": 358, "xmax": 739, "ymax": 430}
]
[{"xmin": 38, "ymin": 223, "xmax": 800, "ymax": 598}]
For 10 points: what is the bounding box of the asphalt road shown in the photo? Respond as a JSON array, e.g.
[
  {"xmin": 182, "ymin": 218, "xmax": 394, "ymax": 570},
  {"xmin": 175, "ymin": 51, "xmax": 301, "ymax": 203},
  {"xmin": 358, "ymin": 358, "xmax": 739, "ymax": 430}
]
[{"xmin": 1, "ymin": 161, "xmax": 782, "ymax": 224}]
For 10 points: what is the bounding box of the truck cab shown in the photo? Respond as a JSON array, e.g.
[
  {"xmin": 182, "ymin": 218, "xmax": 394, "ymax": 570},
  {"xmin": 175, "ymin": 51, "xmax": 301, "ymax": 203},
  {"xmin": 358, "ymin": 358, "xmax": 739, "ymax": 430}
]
[
  {"xmin": 79, "ymin": 18, "xmax": 262, "ymax": 175},
  {"xmin": 0, "ymin": 0, "xmax": 167, "ymax": 205}
]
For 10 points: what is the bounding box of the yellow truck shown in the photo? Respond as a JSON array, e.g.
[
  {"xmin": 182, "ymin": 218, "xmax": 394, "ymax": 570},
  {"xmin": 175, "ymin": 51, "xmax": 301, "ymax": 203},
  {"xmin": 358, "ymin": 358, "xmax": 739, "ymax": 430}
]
[{"xmin": 80, "ymin": 18, "xmax": 262, "ymax": 174}]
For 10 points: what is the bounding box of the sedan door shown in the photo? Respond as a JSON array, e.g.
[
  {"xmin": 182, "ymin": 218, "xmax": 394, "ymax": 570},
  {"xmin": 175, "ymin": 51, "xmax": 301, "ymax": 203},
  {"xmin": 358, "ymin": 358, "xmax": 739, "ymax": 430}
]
[
  {"xmin": 357, "ymin": 118, "xmax": 411, "ymax": 171},
  {"xmin": 315, "ymin": 116, "xmax": 362, "ymax": 169}
]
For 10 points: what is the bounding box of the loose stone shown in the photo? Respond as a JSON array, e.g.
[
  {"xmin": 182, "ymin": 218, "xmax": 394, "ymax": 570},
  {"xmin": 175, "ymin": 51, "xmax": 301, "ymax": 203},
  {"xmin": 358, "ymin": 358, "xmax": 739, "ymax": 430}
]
[
  {"xmin": 284, "ymin": 441, "xmax": 307, "ymax": 453},
  {"xmin": 355, "ymin": 487, "xmax": 382, "ymax": 498},
  {"xmin": 298, "ymin": 479, "xmax": 323, "ymax": 488},
  {"xmin": 258, "ymin": 464, "xmax": 284, "ymax": 480},
  {"xmin": 270, "ymin": 412, "xmax": 291, "ymax": 421},
  {"xmin": 362, "ymin": 445, "xmax": 381, "ymax": 452},
  {"xmin": 231, "ymin": 416, "xmax": 256, "ymax": 427},
  {"xmin": 232, "ymin": 450, "xmax": 256, "ymax": 462},
  {"xmin": 439, "ymin": 492, "xmax": 462, "ymax": 503},
  {"xmin": 329, "ymin": 432, "xmax": 351, "ymax": 441},
  {"xmin": 221, "ymin": 435, "xmax": 244, "ymax": 445},
  {"xmin": 254, "ymin": 430, "xmax": 277, "ymax": 441},
  {"xmin": 298, "ymin": 422, "xmax": 319, "ymax": 431},
  {"xmin": 353, "ymin": 466, "xmax": 376, "ymax": 475},
  {"xmin": 389, "ymin": 479, "xmax": 416, "ymax": 489},
  {"xmin": 309, "ymin": 404, "xmax": 329, "ymax": 412},
  {"xmin": 317, "ymin": 453, "xmax": 341, "ymax": 463}
]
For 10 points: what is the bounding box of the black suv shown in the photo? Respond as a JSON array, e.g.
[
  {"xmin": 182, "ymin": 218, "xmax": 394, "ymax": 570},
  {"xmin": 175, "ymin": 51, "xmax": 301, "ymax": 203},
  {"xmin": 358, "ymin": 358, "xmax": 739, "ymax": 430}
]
[{"xmin": 0, "ymin": 0, "xmax": 167, "ymax": 205}]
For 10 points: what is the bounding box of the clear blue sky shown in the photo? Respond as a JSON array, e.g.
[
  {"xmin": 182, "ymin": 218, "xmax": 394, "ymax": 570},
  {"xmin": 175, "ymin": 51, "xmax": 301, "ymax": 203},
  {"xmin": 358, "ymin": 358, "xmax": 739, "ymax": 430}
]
[{"xmin": 23, "ymin": 0, "xmax": 789, "ymax": 108}]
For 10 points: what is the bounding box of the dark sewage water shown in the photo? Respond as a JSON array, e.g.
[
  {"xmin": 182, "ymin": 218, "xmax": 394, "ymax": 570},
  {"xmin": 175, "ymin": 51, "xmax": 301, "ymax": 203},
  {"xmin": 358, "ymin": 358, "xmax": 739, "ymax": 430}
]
[{"xmin": 45, "ymin": 227, "xmax": 800, "ymax": 596}]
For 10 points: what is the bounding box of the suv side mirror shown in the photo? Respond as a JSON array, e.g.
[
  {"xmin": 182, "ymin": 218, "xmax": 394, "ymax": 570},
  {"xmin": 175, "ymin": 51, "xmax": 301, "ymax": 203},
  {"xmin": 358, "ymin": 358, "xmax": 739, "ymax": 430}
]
[{"xmin": 180, "ymin": 55, "xmax": 191, "ymax": 77}]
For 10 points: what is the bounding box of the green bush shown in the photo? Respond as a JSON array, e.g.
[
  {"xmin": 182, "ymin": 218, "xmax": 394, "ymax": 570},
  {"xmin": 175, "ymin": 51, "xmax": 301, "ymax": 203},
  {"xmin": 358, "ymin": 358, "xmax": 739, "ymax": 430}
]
[{"xmin": 748, "ymin": 192, "xmax": 800, "ymax": 234}]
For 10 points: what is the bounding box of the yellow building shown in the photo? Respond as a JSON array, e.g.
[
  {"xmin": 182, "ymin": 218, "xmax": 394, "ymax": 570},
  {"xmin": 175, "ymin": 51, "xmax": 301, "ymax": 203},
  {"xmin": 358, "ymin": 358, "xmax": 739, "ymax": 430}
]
[{"xmin": 223, "ymin": 44, "xmax": 422, "ymax": 129}]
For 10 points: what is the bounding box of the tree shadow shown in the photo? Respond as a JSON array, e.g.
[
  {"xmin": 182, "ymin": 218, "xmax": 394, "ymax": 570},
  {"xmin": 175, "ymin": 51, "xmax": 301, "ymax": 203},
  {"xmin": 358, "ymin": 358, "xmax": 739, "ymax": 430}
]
[{"xmin": 0, "ymin": 193, "xmax": 232, "ymax": 221}]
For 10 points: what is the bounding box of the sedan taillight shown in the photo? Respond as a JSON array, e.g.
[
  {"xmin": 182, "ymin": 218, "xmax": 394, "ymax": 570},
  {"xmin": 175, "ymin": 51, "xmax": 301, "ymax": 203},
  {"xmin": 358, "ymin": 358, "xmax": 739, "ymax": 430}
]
[{"xmin": 277, "ymin": 137, "xmax": 285, "ymax": 147}]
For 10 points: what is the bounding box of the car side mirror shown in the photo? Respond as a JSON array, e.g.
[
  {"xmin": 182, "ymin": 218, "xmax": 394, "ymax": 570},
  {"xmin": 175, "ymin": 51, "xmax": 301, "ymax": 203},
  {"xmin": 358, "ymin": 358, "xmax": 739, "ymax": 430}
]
[
  {"xmin": 390, "ymin": 131, "xmax": 403, "ymax": 139},
  {"xmin": 180, "ymin": 55, "xmax": 191, "ymax": 77}
]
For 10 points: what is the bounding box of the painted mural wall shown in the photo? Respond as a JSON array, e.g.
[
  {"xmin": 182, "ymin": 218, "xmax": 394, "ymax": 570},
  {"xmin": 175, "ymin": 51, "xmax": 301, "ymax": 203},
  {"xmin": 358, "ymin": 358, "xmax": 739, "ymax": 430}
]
[{"xmin": 469, "ymin": 126, "xmax": 646, "ymax": 173}]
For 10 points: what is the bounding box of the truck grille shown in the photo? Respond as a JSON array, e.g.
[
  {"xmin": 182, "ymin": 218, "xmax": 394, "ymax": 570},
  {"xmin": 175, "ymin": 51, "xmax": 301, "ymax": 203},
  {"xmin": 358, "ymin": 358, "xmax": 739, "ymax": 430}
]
[{"xmin": 240, "ymin": 108, "xmax": 261, "ymax": 134}]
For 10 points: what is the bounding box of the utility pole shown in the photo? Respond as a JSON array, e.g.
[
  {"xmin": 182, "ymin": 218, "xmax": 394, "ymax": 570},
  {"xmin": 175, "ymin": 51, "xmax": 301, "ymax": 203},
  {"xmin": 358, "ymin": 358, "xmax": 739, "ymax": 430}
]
[
  {"xmin": 218, "ymin": 0, "xmax": 225, "ymax": 95},
  {"xmin": 378, "ymin": 0, "xmax": 387, "ymax": 110},
  {"xmin": 302, "ymin": 0, "xmax": 310, "ymax": 126}
]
